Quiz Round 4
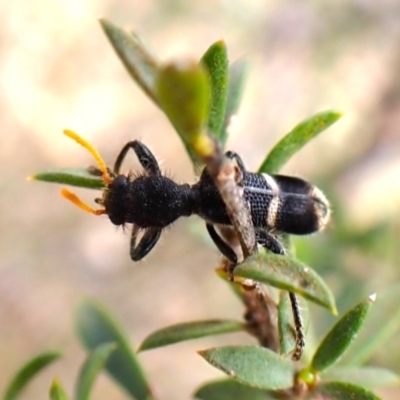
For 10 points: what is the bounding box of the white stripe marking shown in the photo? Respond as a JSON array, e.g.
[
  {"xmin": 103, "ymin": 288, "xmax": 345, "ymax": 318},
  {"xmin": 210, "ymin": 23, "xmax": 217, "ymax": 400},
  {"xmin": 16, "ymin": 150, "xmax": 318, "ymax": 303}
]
[{"xmin": 261, "ymin": 174, "xmax": 280, "ymax": 228}]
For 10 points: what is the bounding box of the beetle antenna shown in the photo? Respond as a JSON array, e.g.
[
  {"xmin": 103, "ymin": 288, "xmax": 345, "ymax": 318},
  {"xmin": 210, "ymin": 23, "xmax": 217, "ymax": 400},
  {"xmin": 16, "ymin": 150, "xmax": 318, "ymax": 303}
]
[
  {"xmin": 60, "ymin": 129, "xmax": 111, "ymax": 216},
  {"xmin": 63, "ymin": 129, "xmax": 112, "ymax": 184},
  {"xmin": 61, "ymin": 188, "xmax": 106, "ymax": 215}
]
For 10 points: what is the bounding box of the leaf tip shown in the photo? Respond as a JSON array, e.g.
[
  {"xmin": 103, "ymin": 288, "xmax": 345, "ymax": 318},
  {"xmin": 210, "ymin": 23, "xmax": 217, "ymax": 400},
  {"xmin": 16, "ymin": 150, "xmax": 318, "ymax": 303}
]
[
  {"xmin": 98, "ymin": 17, "xmax": 109, "ymax": 27},
  {"xmin": 26, "ymin": 175, "xmax": 34, "ymax": 181},
  {"xmin": 51, "ymin": 377, "xmax": 60, "ymax": 385},
  {"xmin": 136, "ymin": 343, "xmax": 145, "ymax": 353},
  {"xmin": 77, "ymin": 297, "xmax": 100, "ymax": 317},
  {"xmin": 368, "ymin": 293, "xmax": 377, "ymax": 303}
]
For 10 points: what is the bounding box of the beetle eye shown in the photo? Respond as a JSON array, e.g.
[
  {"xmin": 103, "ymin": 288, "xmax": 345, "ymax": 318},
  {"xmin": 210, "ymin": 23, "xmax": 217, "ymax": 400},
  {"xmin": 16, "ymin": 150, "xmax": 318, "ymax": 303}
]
[{"xmin": 111, "ymin": 175, "xmax": 128, "ymax": 191}]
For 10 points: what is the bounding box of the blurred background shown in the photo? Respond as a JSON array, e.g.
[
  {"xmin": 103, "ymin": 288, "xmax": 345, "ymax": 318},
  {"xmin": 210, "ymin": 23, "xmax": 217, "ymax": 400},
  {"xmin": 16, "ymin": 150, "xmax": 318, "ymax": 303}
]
[{"xmin": 1, "ymin": 1, "xmax": 400, "ymax": 399}]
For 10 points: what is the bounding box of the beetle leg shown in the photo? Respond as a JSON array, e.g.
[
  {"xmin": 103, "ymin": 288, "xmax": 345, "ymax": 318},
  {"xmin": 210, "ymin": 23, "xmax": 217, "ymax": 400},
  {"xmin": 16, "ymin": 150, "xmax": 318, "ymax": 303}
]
[
  {"xmin": 130, "ymin": 226, "xmax": 162, "ymax": 261},
  {"xmin": 288, "ymin": 292, "xmax": 305, "ymax": 361},
  {"xmin": 206, "ymin": 223, "xmax": 238, "ymax": 264},
  {"xmin": 87, "ymin": 165, "xmax": 114, "ymax": 178},
  {"xmin": 130, "ymin": 225, "xmax": 140, "ymax": 257},
  {"xmin": 255, "ymin": 230, "xmax": 285, "ymax": 255},
  {"xmin": 225, "ymin": 150, "xmax": 247, "ymax": 174},
  {"xmin": 255, "ymin": 230, "xmax": 304, "ymax": 360},
  {"xmin": 114, "ymin": 140, "xmax": 161, "ymax": 176}
]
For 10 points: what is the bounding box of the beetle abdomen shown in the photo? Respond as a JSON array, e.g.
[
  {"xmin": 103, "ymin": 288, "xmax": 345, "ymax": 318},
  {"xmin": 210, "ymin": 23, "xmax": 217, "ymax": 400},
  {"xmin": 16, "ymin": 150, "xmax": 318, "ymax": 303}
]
[{"xmin": 244, "ymin": 173, "xmax": 330, "ymax": 234}]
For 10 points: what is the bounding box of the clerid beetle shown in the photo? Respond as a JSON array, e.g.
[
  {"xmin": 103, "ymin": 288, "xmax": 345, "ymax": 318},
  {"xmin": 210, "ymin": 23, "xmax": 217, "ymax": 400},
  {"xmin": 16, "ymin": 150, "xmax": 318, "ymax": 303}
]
[
  {"xmin": 61, "ymin": 130, "xmax": 330, "ymax": 361},
  {"xmin": 61, "ymin": 130, "xmax": 330, "ymax": 263}
]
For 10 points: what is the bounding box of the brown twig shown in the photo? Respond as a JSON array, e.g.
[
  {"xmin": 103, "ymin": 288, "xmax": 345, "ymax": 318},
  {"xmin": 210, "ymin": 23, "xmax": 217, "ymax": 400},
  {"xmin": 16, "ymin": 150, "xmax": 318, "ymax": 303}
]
[{"xmin": 242, "ymin": 281, "xmax": 280, "ymax": 352}]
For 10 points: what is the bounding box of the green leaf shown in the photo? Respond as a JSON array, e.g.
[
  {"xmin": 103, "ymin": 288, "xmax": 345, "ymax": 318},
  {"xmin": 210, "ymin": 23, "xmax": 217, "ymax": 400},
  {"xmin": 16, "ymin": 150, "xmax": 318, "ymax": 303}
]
[
  {"xmin": 220, "ymin": 59, "xmax": 249, "ymax": 147},
  {"xmin": 138, "ymin": 320, "xmax": 244, "ymax": 352},
  {"xmin": 311, "ymin": 296, "xmax": 373, "ymax": 372},
  {"xmin": 156, "ymin": 60, "xmax": 211, "ymax": 165},
  {"xmin": 323, "ymin": 366, "xmax": 399, "ymax": 389},
  {"xmin": 278, "ymin": 291, "xmax": 309, "ymax": 357},
  {"xmin": 258, "ymin": 111, "xmax": 341, "ymax": 174},
  {"xmin": 157, "ymin": 61, "xmax": 210, "ymax": 136},
  {"xmin": 49, "ymin": 379, "xmax": 70, "ymax": 400},
  {"xmin": 75, "ymin": 343, "xmax": 117, "ymax": 400},
  {"xmin": 342, "ymin": 283, "xmax": 400, "ymax": 366},
  {"xmin": 4, "ymin": 350, "xmax": 61, "ymax": 400},
  {"xmin": 30, "ymin": 168, "xmax": 104, "ymax": 190},
  {"xmin": 308, "ymin": 381, "xmax": 381, "ymax": 400},
  {"xmin": 99, "ymin": 19, "xmax": 160, "ymax": 104},
  {"xmin": 76, "ymin": 299, "xmax": 154, "ymax": 400},
  {"xmin": 200, "ymin": 40, "xmax": 229, "ymax": 142},
  {"xmin": 194, "ymin": 378, "xmax": 275, "ymax": 400},
  {"xmin": 233, "ymin": 252, "xmax": 337, "ymax": 313},
  {"xmin": 198, "ymin": 345, "xmax": 294, "ymax": 390}
]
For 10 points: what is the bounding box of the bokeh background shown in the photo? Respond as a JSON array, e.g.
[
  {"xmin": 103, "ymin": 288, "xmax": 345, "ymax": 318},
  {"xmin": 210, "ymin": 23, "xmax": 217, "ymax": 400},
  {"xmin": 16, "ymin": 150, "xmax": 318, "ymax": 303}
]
[{"xmin": 1, "ymin": 1, "xmax": 400, "ymax": 399}]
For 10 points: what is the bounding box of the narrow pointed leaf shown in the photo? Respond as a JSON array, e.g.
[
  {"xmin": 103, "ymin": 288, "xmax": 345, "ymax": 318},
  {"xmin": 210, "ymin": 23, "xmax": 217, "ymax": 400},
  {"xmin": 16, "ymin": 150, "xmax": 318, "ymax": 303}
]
[
  {"xmin": 50, "ymin": 379, "xmax": 70, "ymax": 400},
  {"xmin": 194, "ymin": 378, "xmax": 275, "ymax": 400},
  {"xmin": 324, "ymin": 366, "xmax": 399, "ymax": 389},
  {"xmin": 308, "ymin": 381, "xmax": 381, "ymax": 400},
  {"xmin": 200, "ymin": 40, "xmax": 229, "ymax": 141},
  {"xmin": 99, "ymin": 19, "xmax": 160, "ymax": 104},
  {"xmin": 76, "ymin": 299, "xmax": 154, "ymax": 400},
  {"xmin": 4, "ymin": 350, "xmax": 61, "ymax": 400},
  {"xmin": 75, "ymin": 343, "xmax": 117, "ymax": 400},
  {"xmin": 138, "ymin": 320, "xmax": 244, "ymax": 352},
  {"xmin": 258, "ymin": 111, "xmax": 341, "ymax": 174},
  {"xmin": 156, "ymin": 60, "xmax": 212, "ymax": 165},
  {"xmin": 30, "ymin": 168, "xmax": 104, "ymax": 189},
  {"xmin": 220, "ymin": 60, "xmax": 249, "ymax": 147},
  {"xmin": 311, "ymin": 296, "xmax": 374, "ymax": 372},
  {"xmin": 199, "ymin": 346, "xmax": 294, "ymax": 390},
  {"xmin": 278, "ymin": 291, "xmax": 310, "ymax": 357},
  {"xmin": 233, "ymin": 252, "xmax": 337, "ymax": 313},
  {"xmin": 343, "ymin": 283, "xmax": 400, "ymax": 366}
]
